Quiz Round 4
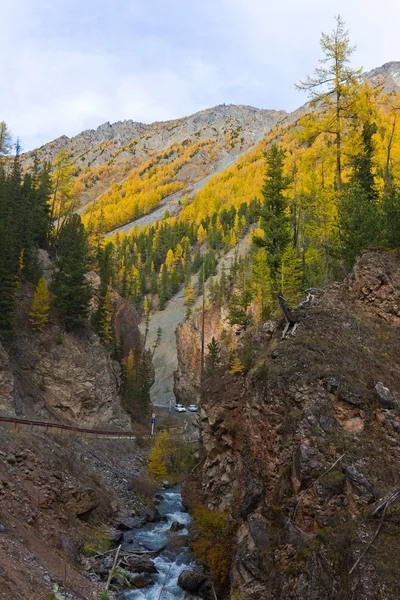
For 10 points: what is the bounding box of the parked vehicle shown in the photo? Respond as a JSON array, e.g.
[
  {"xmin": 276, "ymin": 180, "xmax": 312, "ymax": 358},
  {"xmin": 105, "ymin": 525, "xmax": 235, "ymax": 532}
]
[
  {"xmin": 174, "ymin": 404, "xmax": 187, "ymax": 412},
  {"xmin": 187, "ymin": 404, "xmax": 198, "ymax": 412}
]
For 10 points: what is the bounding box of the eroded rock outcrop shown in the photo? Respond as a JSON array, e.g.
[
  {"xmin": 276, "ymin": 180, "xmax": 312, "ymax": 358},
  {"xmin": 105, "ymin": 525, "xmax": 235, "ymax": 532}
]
[
  {"xmin": 4, "ymin": 281, "xmax": 144, "ymax": 428},
  {"xmin": 181, "ymin": 250, "xmax": 400, "ymax": 600}
]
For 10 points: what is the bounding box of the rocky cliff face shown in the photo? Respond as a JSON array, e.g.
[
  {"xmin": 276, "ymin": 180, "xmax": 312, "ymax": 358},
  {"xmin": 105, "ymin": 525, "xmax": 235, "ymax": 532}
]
[
  {"xmin": 174, "ymin": 304, "xmax": 237, "ymax": 405},
  {"xmin": 1, "ymin": 281, "xmax": 143, "ymax": 428},
  {"xmin": 181, "ymin": 250, "xmax": 400, "ymax": 600}
]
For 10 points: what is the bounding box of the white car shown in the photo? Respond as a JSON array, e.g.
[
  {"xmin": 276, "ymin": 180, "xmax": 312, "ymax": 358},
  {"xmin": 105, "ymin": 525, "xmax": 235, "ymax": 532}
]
[
  {"xmin": 175, "ymin": 404, "xmax": 187, "ymax": 412},
  {"xmin": 187, "ymin": 404, "xmax": 198, "ymax": 412}
]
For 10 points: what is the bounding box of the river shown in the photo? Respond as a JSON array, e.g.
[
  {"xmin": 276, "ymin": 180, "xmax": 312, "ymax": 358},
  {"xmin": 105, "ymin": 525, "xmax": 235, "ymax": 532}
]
[{"xmin": 122, "ymin": 486, "xmax": 198, "ymax": 599}]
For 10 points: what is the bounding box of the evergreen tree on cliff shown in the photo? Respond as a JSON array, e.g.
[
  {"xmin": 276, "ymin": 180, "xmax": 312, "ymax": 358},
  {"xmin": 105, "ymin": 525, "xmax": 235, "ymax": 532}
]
[
  {"xmin": 53, "ymin": 214, "xmax": 91, "ymax": 330},
  {"xmin": 338, "ymin": 120, "xmax": 379, "ymax": 267},
  {"xmin": 253, "ymin": 144, "xmax": 291, "ymax": 276}
]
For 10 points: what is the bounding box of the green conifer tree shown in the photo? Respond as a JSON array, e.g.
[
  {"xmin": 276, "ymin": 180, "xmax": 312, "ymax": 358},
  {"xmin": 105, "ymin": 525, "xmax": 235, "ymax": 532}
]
[
  {"xmin": 206, "ymin": 337, "xmax": 222, "ymax": 371},
  {"xmin": 253, "ymin": 144, "xmax": 291, "ymax": 275},
  {"xmin": 338, "ymin": 121, "xmax": 379, "ymax": 267},
  {"xmin": 53, "ymin": 214, "xmax": 91, "ymax": 330}
]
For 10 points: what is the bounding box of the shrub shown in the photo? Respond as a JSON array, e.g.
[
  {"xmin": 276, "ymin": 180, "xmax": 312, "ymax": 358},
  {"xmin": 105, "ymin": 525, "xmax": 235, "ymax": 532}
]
[
  {"xmin": 190, "ymin": 505, "xmax": 232, "ymax": 586},
  {"xmin": 131, "ymin": 476, "xmax": 158, "ymax": 500}
]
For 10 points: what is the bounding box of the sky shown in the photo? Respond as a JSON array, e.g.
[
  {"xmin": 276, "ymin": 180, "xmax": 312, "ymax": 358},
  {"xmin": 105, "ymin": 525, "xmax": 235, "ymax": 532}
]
[{"xmin": 1, "ymin": 0, "xmax": 399, "ymax": 151}]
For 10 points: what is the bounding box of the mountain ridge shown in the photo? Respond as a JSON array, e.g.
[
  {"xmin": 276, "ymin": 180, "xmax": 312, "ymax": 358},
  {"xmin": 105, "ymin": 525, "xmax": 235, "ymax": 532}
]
[{"xmin": 18, "ymin": 61, "xmax": 400, "ymax": 230}]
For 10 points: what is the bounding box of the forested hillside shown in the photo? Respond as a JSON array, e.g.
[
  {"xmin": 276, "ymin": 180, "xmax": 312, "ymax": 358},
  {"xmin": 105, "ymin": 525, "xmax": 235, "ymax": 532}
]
[{"xmin": 2, "ymin": 17, "xmax": 400, "ymax": 422}]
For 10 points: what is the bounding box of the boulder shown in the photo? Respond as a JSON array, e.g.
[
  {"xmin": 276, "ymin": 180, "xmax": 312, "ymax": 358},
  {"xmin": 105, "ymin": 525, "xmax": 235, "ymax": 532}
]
[
  {"xmin": 169, "ymin": 520, "xmax": 185, "ymax": 532},
  {"xmin": 294, "ymin": 442, "xmax": 324, "ymax": 489},
  {"xmin": 126, "ymin": 555, "xmax": 158, "ymax": 574},
  {"xmin": 130, "ymin": 573, "xmax": 156, "ymax": 588},
  {"xmin": 117, "ymin": 515, "xmax": 147, "ymax": 530},
  {"xmin": 375, "ymin": 382, "xmax": 397, "ymax": 409},
  {"xmin": 338, "ymin": 390, "xmax": 365, "ymax": 408},
  {"xmin": 108, "ymin": 528, "xmax": 123, "ymax": 543},
  {"xmin": 325, "ymin": 377, "xmax": 339, "ymax": 394},
  {"xmin": 178, "ymin": 569, "xmax": 207, "ymax": 591},
  {"xmin": 239, "ymin": 477, "xmax": 263, "ymax": 518},
  {"xmin": 141, "ymin": 505, "xmax": 162, "ymax": 523}
]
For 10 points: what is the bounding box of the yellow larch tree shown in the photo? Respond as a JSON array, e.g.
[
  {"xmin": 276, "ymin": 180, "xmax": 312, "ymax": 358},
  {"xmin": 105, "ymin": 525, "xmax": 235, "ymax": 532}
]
[
  {"xmin": 99, "ymin": 280, "xmax": 114, "ymax": 345},
  {"xmin": 29, "ymin": 277, "xmax": 50, "ymax": 332}
]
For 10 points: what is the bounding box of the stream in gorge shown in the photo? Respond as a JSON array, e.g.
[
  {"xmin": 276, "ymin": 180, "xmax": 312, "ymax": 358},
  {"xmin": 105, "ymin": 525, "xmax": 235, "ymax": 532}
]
[{"xmin": 122, "ymin": 486, "xmax": 199, "ymax": 599}]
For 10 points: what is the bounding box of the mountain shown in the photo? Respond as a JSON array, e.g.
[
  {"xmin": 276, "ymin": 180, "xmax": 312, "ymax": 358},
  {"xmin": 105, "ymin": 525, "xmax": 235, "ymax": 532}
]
[
  {"xmin": 19, "ymin": 62, "xmax": 399, "ymax": 235},
  {"xmin": 365, "ymin": 60, "xmax": 400, "ymax": 93},
  {"xmin": 21, "ymin": 104, "xmax": 286, "ymax": 222}
]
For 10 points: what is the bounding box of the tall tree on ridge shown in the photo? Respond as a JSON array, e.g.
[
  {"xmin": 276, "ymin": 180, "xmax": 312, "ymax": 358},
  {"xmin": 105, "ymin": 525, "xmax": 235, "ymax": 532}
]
[{"xmin": 296, "ymin": 15, "xmax": 362, "ymax": 194}]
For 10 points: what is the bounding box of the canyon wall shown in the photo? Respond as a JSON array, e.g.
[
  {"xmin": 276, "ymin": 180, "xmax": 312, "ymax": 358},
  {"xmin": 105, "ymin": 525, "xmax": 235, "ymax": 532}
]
[{"xmin": 181, "ymin": 250, "xmax": 400, "ymax": 600}]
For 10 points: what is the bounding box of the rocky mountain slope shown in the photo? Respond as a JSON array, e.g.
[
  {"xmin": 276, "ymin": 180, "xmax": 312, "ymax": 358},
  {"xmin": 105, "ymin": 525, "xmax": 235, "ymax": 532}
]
[
  {"xmin": 16, "ymin": 62, "xmax": 399, "ymax": 239},
  {"xmin": 365, "ymin": 61, "xmax": 400, "ymax": 94},
  {"xmin": 0, "ymin": 274, "xmax": 143, "ymax": 428},
  {"xmin": 21, "ymin": 104, "xmax": 286, "ymax": 218},
  {"xmin": 0, "ymin": 428, "xmax": 148, "ymax": 599},
  {"xmin": 181, "ymin": 249, "xmax": 400, "ymax": 600},
  {"xmin": 0, "ymin": 260, "xmax": 150, "ymax": 598}
]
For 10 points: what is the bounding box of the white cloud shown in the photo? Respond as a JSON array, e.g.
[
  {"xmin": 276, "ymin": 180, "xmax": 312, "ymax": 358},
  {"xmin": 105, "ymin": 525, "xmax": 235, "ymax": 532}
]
[{"xmin": 1, "ymin": 0, "xmax": 398, "ymax": 150}]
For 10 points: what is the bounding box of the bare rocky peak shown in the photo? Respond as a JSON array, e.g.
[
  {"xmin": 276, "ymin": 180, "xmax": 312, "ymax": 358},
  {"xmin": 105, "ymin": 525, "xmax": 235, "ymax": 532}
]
[
  {"xmin": 23, "ymin": 104, "xmax": 285, "ymax": 170},
  {"xmin": 25, "ymin": 61, "xmax": 399, "ymax": 168},
  {"xmin": 364, "ymin": 61, "xmax": 400, "ymax": 93}
]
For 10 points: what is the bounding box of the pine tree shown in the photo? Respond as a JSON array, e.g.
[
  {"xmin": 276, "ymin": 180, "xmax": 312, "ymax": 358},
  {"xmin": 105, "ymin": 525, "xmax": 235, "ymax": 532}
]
[
  {"xmin": 197, "ymin": 224, "xmax": 207, "ymax": 244},
  {"xmin": 49, "ymin": 152, "xmax": 76, "ymax": 246},
  {"xmin": 143, "ymin": 296, "xmax": 151, "ymax": 347},
  {"xmin": 253, "ymin": 144, "xmax": 291, "ymax": 275},
  {"xmin": 15, "ymin": 249, "xmax": 25, "ymax": 287},
  {"xmin": 123, "ymin": 349, "xmax": 152, "ymax": 421},
  {"xmin": 53, "ymin": 214, "xmax": 91, "ymax": 330},
  {"xmin": 206, "ymin": 337, "xmax": 222, "ymax": 371},
  {"xmin": 150, "ymin": 261, "xmax": 158, "ymax": 294},
  {"xmin": 338, "ymin": 121, "xmax": 379, "ymax": 267},
  {"xmin": 123, "ymin": 350, "xmax": 139, "ymax": 418},
  {"xmin": 165, "ymin": 248, "xmax": 175, "ymax": 273},
  {"xmin": 29, "ymin": 277, "xmax": 50, "ymax": 332},
  {"xmin": 229, "ymin": 356, "xmax": 244, "ymax": 375},
  {"xmin": 147, "ymin": 440, "xmax": 168, "ymax": 481},
  {"xmin": 32, "ymin": 156, "xmax": 52, "ymax": 248},
  {"xmin": 227, "ymin": 288, "xmax": 252, "ymax": 331},
  {"xmin": 0, "ymin": 122, "xmax": 12, "ymax": 156},
  {"xmin": 152, "ymin": 327, "xmax": 162, "ymax": 358},
  {"xmin": 382, "ymin": 186, "xmax": 400, "ymax": 250}
]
